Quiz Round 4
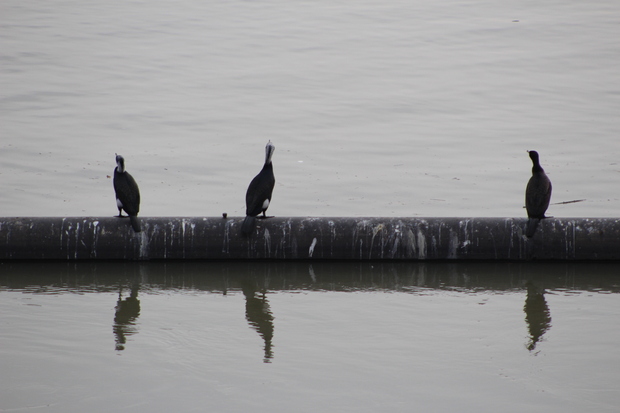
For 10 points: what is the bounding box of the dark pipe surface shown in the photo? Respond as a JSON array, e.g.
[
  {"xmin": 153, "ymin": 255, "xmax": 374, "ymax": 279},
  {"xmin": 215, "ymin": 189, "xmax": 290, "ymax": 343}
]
[{"xmin": 0, "ymin": 217, "xmax": 619, "ymax": 261}]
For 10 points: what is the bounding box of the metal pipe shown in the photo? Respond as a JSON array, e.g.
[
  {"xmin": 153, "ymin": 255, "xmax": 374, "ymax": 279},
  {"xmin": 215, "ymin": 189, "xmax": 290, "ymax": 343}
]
[{"xmin": 0, "ymin": 217, "xmax": 618, "ymax": 260}]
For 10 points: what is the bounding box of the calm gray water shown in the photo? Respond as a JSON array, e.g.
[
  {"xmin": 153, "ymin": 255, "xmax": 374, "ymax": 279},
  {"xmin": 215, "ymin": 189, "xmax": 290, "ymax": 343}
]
[
  {"xmin": 1, "ymin": 262, "xmax": 620, "ymax": 412},
  {"xmin": 1, "ymin": 0, "xmax": 619, "ymax": 218}
]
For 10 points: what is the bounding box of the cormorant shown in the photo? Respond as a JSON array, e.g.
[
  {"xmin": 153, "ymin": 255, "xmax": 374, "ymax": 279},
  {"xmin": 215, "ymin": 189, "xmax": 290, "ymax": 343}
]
[
  {"xmin": 525, "ymin": 150, "xmax": 552, "ymax": 237},
  {"xmin": 241, "ymin": 141, "xmax": 275, "ymax": 236},
  {"xmin": 113, "ymin": 154, "xmax": 141, "ymax": 232}
]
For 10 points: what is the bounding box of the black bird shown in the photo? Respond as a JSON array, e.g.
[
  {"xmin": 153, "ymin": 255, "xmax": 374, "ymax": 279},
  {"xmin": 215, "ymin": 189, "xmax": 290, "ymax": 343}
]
[
  {"xmin": 241, "ymin": 141, "xmax": 275, "ymax": 236},
  {"xmin": 525, "ymin": 150, "xmax": 552, "ymax": 237},
  {"xmin": 113, "ymin": 154, "xmax": 141, "ymax": 232}
]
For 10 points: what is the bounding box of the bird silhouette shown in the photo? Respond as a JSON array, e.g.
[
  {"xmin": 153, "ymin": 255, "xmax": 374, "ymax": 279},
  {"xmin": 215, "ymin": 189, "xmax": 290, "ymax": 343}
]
[
  {"xmin": 525, "ymin": 150, "xmax": 552, "ymax": 237},
  {"xmin": 241, "ymin": 141, "xmax": 275, "ymax": 236}
]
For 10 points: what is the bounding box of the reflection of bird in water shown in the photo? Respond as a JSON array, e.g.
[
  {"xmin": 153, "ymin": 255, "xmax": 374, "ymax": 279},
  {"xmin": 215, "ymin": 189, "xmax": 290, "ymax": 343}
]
[
  {"xmin": 525, "ymin": 150, "xmax": 552, "ymax": 237},
  {"xmin": 242, "ymin": 280, "xmax": 274, "ymax": 363},
  {"xmin": 113, "ymin": 284, "xmax": 141, "ymax": 351},
  {"xmin": 524, "ymin": 281, "xmax": 552, "ymax": 352}
]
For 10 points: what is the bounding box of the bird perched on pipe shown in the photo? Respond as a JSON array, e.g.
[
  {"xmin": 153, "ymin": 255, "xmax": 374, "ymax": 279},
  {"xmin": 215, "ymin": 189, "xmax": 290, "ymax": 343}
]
[
  {"xmin": 525, "ymin": 150, "xmax": 552, "ymax": 237},
  {"xmin": 242, "ymin": 141, "xmax": 275, "ymax": 236},
  {"xmin": 113, "ymin": 154, "xmax": 141, "ymax": 232}
]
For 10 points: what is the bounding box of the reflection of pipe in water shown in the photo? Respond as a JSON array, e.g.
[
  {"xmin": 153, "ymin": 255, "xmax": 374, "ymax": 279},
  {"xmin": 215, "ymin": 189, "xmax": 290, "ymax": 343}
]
[
  {"xmin": 113, "ymin": 283, "xmax": 141, "ymax": 351},
  {"xmin": 242, "ymin": 280, "xmax": 274, "ymax": 363},
  {"xmin": 523, "ymin": 281, "xmax": 552, "ymax": 352}
]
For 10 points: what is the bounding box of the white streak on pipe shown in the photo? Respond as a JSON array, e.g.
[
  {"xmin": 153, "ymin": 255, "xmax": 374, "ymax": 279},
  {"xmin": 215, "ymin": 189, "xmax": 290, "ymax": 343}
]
[{"xmin": 308, "ymin": 237, "xmax": 317, "ymax": 258}]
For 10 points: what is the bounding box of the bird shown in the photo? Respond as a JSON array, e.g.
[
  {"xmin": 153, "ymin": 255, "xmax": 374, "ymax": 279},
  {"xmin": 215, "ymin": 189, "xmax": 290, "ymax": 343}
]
[
  {"xmin": 113, "ymin": 154, "xmax": 141, "ymax": 232},
  {"xmin": 241, "ymin": 141, "xmax": 275, "ymax": 236},
  {"xmin": 525, "ymin": 150, "xmax": 552, "ymax": 237}
]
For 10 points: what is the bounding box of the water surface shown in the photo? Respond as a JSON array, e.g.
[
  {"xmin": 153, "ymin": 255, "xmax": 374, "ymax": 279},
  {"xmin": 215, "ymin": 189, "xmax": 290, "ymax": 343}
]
[
  {"xmin": 1, "ymin": 262, "xmax": 619, "ymax": 412},
  {"xmin": 1, "ymin": 0, "xmax": 619, "ymax": 218}
]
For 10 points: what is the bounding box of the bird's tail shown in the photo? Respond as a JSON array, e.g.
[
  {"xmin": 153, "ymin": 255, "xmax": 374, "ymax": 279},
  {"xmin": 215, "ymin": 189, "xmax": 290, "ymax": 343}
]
[
  {"xmin": 241, "ymin": 216, "xmax": 256, "ymax": 236},
  {"xmin": 525, "ymin": 218, "xmax": 540, "ymax": 238},
  {"xmin": 129, "ymin": 215, "xmax": 141, "ymax": 233}
]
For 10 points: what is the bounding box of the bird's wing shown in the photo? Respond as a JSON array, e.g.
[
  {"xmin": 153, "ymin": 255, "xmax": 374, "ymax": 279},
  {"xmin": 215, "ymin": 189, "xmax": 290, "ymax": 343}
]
[
  {"xmin": 114, "ymin": 172, "xmax": 141, "ymax": 215},
  {"xmin": 245, "ymin": 172, "xmax": 275, "ymax": 216}
]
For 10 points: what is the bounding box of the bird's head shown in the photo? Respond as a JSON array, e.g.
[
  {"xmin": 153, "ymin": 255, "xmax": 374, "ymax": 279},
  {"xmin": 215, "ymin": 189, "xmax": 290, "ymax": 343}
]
[
  {"xmin": 115, "ymin": 153, "xmax": 125, "ymax": 173},
  {"xmin": 265, "ymin": 140, "xmax": 275, "ymax": 164}
]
